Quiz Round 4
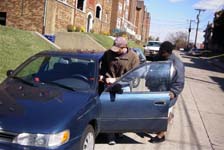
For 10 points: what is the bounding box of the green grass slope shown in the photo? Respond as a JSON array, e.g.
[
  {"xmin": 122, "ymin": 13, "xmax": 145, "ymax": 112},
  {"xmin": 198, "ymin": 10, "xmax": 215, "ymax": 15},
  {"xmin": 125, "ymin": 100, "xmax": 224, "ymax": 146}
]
[{"xmin": 0, "ymin": 26, "xmax": 55, "ymax": 81}]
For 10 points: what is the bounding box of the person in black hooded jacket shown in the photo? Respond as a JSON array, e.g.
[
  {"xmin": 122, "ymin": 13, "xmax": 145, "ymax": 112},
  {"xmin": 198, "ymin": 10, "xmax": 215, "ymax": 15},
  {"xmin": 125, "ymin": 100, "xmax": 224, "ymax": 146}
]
[{"xmin": 149, "ymin": 41, "xmax": 185, "ymax": 143}]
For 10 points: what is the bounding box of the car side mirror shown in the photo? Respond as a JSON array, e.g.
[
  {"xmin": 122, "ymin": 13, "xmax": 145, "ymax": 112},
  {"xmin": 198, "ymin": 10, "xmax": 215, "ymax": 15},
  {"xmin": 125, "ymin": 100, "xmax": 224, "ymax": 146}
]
[{"xmin": 7, "ymin": 70, "xmax": 14, "ymax": 77}]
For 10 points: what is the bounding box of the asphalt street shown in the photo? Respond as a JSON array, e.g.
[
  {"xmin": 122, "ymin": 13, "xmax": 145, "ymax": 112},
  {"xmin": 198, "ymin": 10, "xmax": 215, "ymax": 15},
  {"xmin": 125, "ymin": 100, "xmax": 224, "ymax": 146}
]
[{"xmin": 95, "ymin": 51, "xmax": 224, "ymax": 150}]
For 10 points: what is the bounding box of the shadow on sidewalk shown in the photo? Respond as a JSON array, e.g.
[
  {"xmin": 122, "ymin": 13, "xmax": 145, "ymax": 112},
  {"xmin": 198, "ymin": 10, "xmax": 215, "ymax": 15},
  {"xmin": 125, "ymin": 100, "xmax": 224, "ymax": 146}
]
[
  {"xmin": 96, "ymin": 133, "xmax": 143, "ymax": 144},
  {"xmin": 182, "ymin": 55, "xmax": 224, "ymax": 73},
  {"xmin": 210, "ymin": 76, "xmax": 224, "ymax": 91}
]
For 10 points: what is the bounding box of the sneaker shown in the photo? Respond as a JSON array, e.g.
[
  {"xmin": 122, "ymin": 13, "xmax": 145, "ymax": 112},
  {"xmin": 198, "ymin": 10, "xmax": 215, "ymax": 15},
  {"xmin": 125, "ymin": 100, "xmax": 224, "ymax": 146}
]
[
  {"xmin": 108, "ymin": 134, "xmax": 116, "ymax": 145},
  {"xmin": 108, "ymin": 140, "xmax": 116, "ymax": 145},
  {"xmin": 149, "ymin": 136, "xmax": 165, "ymax": 143}
]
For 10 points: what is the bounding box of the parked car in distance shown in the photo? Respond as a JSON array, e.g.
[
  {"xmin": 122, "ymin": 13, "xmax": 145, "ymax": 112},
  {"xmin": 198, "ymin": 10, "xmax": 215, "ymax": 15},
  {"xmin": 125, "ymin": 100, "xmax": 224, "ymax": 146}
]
[
  {"xmin": 0, "ymin": 50, "xmax": 174, "ymax": 150},
  {"xmin": 187, "ymin": 48, "xmax": 202, "ymax": 56},
  {"xmin": 143, "ymin": 41, "xmax": 161, "ymax": 58},
  {"xmin": 131, "ymin": 48, "xmax": 146, "ymax": 64}
]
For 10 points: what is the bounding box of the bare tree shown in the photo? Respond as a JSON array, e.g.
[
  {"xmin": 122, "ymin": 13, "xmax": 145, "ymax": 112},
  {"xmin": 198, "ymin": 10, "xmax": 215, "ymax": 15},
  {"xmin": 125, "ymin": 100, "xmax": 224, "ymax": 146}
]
[
  {"xmin": 148, "ymin": 36, "xmax": 160, "ymax": 41},
  {"xmin": 166, "ymin": 31, "xmax": 188, "ymax": 49}
]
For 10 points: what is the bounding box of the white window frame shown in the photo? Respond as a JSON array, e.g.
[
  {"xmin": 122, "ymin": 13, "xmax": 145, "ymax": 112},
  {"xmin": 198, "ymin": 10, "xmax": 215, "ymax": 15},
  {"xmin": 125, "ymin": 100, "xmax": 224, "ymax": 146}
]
[
  {"xmin": 95, "ymin": 4, "xmax": 102, "ymax": 20},
  {"xmin": 58, "ymin": 0, "xmax": 67, "ymax": 4},
  {"xmin": 76, "ymin": 0, "xmax": 87, "ymax": 12}
]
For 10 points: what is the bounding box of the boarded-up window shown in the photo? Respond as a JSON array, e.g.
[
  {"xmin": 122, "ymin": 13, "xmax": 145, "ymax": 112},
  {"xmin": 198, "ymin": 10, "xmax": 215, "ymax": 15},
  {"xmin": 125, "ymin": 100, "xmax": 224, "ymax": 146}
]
[{"xmin": 0, "ymin": 12, "xmax": 6, "ymax": 26}]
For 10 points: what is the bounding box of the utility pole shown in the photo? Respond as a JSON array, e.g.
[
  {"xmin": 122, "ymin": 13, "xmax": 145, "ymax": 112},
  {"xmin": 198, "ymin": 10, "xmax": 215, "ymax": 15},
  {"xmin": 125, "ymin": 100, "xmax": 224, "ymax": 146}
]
[
  {"xmin": 187, "ymin": 19, "xmax": 195, "ymax": 48},
  {"xmin": 194, "ymin": 9, "xmax": 205, "ymax": 47}
]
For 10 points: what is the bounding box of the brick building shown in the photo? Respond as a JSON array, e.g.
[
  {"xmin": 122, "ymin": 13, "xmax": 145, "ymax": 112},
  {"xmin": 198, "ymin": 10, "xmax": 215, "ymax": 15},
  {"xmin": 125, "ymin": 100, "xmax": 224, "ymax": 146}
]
[
  {"xmin": 0, "ymin": 0, "xmax": 76, "ymax": 34},
  {"xmin": 74, "ymin": 0, "xmax": 112, "ymax": 33},
  {"xmin": 134, "ymin": 0, "xmax": 150, "ymax": 42},
  {"xmin": 0, "ymin": 0, "xmax": 111, "ymax": 34},
  {"xmin": 0, "ymin": 0, "xmax": 150, "ymax": 41}
]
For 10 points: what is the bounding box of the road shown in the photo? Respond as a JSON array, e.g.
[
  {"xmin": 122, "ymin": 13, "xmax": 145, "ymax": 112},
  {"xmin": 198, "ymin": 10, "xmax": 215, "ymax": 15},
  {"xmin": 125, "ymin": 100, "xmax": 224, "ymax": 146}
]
[{"xmin": 95, "ymin": 51, "xmax": 224, "ymax": 150}]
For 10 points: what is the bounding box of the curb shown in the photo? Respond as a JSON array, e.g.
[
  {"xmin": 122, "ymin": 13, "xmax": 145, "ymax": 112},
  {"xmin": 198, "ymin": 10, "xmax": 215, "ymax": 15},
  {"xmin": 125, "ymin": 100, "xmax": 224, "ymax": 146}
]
[
  {"xmin": 33, "ymin": 32, "xmax": 61, "ymax": 50},
  {"xmin": 207, "ymin": 59, "xmax": 224, "ymax": 70},
  {"xmin": 85, "ymin": 34, "xmax": 106, "ymax": 50}
]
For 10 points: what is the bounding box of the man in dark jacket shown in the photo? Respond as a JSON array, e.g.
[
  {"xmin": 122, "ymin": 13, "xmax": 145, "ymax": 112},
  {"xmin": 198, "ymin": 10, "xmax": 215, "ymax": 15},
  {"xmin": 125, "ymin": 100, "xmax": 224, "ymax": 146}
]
[
  {"xmin": 99, "ymin": 36, "xmax": 139, "ymax": 145},
  {"xmin": 149, "ymin": 41, "xmax": 185, "ymax": 143}
]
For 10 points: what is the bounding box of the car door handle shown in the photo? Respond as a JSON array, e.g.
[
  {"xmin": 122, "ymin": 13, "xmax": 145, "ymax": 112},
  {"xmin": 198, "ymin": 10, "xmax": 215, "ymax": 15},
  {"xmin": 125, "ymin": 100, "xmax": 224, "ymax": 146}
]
[{"xmin": 154, "ymin": 101, "xmax": 166, "ymax": 106}]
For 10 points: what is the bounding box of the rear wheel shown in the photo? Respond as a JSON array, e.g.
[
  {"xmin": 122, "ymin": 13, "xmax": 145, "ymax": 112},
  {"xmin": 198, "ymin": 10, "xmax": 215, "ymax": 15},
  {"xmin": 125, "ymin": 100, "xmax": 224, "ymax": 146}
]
[{"xmin": 80, "ymin": 125, "xmax": 95, "ymax": 150}]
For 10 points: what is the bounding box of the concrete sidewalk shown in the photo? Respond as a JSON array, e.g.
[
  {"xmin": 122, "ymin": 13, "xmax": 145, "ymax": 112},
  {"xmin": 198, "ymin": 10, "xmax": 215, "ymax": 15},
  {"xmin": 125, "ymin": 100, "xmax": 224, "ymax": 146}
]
[{"xmin": 55, "ymin": 32, "xmax": 106, "ymax": 51}]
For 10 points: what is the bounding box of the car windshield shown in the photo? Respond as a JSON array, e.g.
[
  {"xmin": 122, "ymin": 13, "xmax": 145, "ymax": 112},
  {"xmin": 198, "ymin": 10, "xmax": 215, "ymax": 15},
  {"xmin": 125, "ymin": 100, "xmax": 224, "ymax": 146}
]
[
  {"xmin": 147, "ymin": 42, "xmax": 161, "ymax": 47},
  {"xmin": 13, "ymin": 55, "xmax": 96, "ymax": 91}
]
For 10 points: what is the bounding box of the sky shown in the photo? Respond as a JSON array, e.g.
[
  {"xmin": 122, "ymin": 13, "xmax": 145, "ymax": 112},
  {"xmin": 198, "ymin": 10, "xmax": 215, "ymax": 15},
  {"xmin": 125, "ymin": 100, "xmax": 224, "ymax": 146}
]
[{"xmin": 145, "ymin": 0, "xmax": 224, "ymax": 43}]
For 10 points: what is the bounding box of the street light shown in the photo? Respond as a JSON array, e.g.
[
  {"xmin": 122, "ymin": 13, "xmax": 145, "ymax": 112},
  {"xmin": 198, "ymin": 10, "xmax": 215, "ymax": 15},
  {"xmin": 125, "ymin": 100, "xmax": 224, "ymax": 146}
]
[{"xmin": 194, "ymin": 9, "xmax": 205, "ymax": 47}]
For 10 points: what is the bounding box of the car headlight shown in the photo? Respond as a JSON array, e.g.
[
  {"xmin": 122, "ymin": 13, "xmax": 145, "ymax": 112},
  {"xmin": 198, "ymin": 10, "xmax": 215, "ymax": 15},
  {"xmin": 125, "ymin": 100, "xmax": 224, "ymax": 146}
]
[{"xmin": 13, "ymin": 130, "xmax": 70, "ymax": 147}]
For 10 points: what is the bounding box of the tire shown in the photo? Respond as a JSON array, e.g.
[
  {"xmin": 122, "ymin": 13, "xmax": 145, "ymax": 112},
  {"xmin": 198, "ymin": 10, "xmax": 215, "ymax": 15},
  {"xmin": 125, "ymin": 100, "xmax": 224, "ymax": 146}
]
[{"xmin": 80, "ymin": 125, "xmax": 95, "ymax": 150}]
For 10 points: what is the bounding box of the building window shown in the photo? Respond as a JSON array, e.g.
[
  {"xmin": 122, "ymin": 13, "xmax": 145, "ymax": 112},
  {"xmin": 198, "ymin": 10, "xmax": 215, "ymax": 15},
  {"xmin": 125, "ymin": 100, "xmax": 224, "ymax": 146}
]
[
  {"xmin": 0, "ymin": 12, "xmax": 7, "ymax": 26},
  {"xmin": 118, "ymin": 2, "xmax": 122, "ymax": 15},
  {"xmin": 117, "ymin": 18, "xmax": 121, "ymax": 29},
  {"xmin": 126, "ymin": 0, "xmax": 129, "ymax": 6},
  {"xmin": 77, "ymin": 0, "xmax": 86, "ymax": 11},
  {"xmin": 105, "ymin": 13, "xmax": 108, "ymax": 23},
  {"xmin": 125, "ymin": 10, "xmax": 129, "ymax": 19},
  {"xmin": 96, "ymin": 4, "xmax": 102, "ymax": 19}
]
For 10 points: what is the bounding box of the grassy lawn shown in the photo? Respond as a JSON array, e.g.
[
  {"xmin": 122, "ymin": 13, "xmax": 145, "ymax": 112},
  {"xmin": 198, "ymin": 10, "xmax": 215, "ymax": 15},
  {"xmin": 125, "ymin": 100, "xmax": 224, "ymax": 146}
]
[
  {"xmin": 0, "ymin": 26, "xmax": 55, "ymax": 82},
  {"xmin": 86, "ymin": 33, "xmax": 114, "ymax": 49},
  {"xmin": 87, "ymin": 33, "xmax": 143, "ymax": 50},
  {"xmin": 128, "ymin": 40, "xmax": 144, "ymax": 50}
]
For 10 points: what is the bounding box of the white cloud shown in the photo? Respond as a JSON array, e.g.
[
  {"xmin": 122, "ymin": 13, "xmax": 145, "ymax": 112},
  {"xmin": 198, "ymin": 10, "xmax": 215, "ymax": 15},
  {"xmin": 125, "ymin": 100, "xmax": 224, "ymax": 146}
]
[
  {"xmin": 169, "ymin": 0, "xmax": 184, "ymax": 3},
  {"xmin": 193, "ymin": 0, "xmax": 224, "ymax": 10}
]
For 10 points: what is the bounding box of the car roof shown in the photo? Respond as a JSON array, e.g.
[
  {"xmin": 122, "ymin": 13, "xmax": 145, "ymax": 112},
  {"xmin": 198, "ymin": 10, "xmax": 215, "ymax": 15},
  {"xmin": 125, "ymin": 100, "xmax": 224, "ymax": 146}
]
[{"xmin": 36, "ymin": 50, "xmax": 104, "ymax": 60}]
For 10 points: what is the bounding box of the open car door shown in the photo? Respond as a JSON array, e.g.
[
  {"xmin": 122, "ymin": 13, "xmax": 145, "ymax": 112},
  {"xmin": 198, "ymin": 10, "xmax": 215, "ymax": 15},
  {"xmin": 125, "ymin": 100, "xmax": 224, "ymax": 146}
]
[{"xmin": 99, "ymin": 61, "xmax": 175, "ymax": 133}]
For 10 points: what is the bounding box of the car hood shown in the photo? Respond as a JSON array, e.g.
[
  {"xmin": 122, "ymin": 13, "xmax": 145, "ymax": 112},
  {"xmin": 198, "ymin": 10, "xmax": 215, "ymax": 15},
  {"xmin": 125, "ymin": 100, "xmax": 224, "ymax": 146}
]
[
  {"xmin": 145, "ymin": 46, "xmax": 160, "ymax": 51},
  {"xmin": 0, "ymin": 79, "xmax": 94, "ymax": 133}
]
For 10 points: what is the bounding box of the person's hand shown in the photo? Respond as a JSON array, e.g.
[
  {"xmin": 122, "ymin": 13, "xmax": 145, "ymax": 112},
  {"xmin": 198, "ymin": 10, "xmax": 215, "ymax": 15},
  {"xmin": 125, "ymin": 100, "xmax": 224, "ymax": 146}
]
[
  {"xmin": 106, "ymin": 78, "xmax": 116, "ymax": 84},
  {"xmin": 169, "ymin": 91, "xmax": 175, "ymax": 100},
  {"xmin": 99, "ymin": 75, "xmax": 104, "ymax": 82}
]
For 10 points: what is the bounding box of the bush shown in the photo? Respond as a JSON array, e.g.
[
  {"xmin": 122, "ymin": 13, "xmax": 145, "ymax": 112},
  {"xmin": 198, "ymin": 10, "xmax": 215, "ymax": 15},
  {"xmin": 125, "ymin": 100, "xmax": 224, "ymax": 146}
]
[
  {"xmin": 100, "ymin": 31, "xmax": 110, "ymax": 36},
  {"xmin": 90, "ymin": 29, "xmax": 94, "ymax": 33},
  {"xmin": 67, "ymin": 25, "xmax": 76, "ymax": 32},
  {"xmin": 75, "ymin": 26, "xmax": 85, "ymax": 32},
  {"xmin": 75, "ymin": 26, "xmax": 81, "ymax": 32},
  {"xmin": 80, "ymin": 26, "xmax": 85, "ymax": 32}
]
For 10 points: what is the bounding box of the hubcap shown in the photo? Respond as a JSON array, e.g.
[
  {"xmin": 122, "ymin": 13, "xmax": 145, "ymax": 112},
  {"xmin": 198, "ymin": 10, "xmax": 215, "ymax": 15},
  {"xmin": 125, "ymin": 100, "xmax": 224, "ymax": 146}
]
[{"xmin": 83, "ymin": 132, "xmax": 94, "ymax": 150}]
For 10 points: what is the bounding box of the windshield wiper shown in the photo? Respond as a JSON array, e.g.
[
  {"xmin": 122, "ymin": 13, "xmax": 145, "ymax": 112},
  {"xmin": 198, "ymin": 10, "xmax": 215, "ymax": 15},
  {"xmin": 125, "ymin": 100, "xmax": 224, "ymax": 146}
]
[
  {"xmin": 43, "ymin": 81, "xmax": 75, "ymax": 91},
  {"xmin": 11, "ymin": 76, "xmax": 35, "ymax": 87}
]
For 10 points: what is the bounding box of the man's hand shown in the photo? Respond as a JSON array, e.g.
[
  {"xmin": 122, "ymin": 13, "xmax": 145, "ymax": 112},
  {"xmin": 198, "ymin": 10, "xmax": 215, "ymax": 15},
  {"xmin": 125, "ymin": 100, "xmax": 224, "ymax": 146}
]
[
  {"xmin": 106, "ymin": 78, "xmax": 116, "ymax": 84},
  {"xmin": 169, "ymin": 91, "xmax": 175, "ymax": 100},
  {"xmin": 99, "ymin": 75, "xmax": 104, "ymax": 82}
]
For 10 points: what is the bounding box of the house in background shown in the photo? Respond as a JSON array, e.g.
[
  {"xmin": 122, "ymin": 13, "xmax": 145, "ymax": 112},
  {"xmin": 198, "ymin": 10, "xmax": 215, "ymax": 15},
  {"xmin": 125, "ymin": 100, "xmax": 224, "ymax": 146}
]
[
  {"xmin": 74, "ymin": 0, "xmax": 112, "ymax": 34},
  {"xmin": 0, "ymin": 0, "xmax": 76, "ymax": 34},
  {"xmin": 0, "ymin": 0, "xmax": 150, "ymax": 42},
  {"xmin": 135, "ymin": 0, "xmax": 150, "ymax": 42}
]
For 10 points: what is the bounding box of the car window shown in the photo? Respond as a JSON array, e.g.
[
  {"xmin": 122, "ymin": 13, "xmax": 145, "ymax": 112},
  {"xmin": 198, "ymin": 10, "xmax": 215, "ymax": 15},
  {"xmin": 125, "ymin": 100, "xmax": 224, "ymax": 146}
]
[
  {"xmin": 14, "ymin": 56, "xmax": 96, "ymax": 90},
  {"xmin": 16, "ymin": 57, "xmax": 45, "ymax": 79},
  {"xmin": 147, "ymin": 42, "xmax": 161, "ymax": 47},
  {"xmin": 114, "ymin": 62, "xmax": 171, "ymax": 93}
]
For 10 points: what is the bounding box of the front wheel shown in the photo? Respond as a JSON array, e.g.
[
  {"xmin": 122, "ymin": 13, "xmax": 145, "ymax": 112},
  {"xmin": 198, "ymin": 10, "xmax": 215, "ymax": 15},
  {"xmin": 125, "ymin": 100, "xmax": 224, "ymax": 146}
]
[{"xmin": 80, "ymin": 125, "xmax": 95, "ymax": 150}]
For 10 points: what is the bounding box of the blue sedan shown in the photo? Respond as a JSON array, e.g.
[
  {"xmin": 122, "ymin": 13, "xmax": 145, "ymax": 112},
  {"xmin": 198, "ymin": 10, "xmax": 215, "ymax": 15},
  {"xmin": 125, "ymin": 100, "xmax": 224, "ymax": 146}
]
[{"xmin": 0, "ymin": 50, "xmax": 174, "ymax": 150}]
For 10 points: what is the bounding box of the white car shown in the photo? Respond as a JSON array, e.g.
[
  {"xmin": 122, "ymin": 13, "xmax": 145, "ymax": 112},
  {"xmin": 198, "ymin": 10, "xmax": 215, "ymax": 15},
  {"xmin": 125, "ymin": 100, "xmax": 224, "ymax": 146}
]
[{"xmin": 144, "ymin": 41, "xmax": 161, "ymax": 58}]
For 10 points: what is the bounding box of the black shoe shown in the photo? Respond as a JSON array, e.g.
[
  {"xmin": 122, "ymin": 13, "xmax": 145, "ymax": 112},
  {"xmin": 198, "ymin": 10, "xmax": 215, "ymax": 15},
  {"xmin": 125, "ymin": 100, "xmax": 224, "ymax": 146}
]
[{"xmin": 149, "ymin": 136, "xmax": 165, "ymax": 143}]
